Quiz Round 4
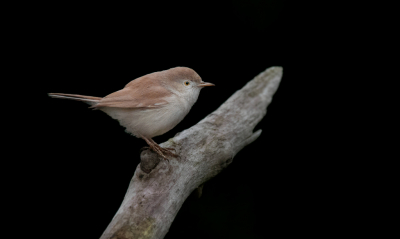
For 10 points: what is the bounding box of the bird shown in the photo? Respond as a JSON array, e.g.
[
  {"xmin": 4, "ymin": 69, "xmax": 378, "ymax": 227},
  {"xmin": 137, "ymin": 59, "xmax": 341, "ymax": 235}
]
[{"xmin": 48, "ymin": 67, "xmax": 214, "ymax": 160}]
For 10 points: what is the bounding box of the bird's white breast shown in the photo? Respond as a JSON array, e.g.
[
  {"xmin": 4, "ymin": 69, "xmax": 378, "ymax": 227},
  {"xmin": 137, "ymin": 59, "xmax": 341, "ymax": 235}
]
[{"xmin": 101, "ymin": 94, "xmax": 194, "ymax": 138}]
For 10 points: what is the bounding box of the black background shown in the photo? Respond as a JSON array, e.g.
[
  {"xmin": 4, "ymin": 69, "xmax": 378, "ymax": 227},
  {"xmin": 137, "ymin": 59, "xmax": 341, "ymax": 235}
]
[{"xmin": 19, "ymin": 1, "xmax": 363, "ymax": 238}]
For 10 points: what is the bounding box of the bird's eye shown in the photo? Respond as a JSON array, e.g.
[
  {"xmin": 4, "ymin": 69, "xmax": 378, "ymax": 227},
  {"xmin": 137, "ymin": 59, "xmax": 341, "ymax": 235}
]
[{"xmin": 184, "ymin": 81, "xmax": 190, "ymax": 86}]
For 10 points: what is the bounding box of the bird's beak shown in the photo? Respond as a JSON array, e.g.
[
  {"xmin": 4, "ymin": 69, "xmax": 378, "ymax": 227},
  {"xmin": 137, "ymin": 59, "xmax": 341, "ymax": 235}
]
[{"xmin": 198, "ymin": 82, "xmax": 215, "ymax": 88}]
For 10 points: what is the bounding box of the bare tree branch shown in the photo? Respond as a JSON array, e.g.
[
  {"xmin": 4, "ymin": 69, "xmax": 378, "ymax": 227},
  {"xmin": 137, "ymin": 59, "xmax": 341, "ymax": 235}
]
[{"xmin": 99, "ymin": 66, "xmax": 283, "ymax": 239}]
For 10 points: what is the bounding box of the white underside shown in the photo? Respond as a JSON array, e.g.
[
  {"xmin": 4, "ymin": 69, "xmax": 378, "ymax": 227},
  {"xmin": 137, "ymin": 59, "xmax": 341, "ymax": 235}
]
[{"xmin": 101, "ymin": 96, "xmax": 192, "ymax": 138}]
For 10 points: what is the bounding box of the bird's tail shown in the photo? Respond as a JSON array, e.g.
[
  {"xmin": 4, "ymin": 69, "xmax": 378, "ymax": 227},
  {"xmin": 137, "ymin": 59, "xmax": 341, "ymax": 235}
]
[{"xmin": 48, "ymin": 93, "xmax": 101, "ymax": 106}]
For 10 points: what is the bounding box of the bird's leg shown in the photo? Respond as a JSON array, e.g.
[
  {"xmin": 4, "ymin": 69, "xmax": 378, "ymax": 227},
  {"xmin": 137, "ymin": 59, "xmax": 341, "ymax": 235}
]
[
  {"xmin": 140, "ymin": 136, "xmax": 177, "ymax": 160},
  {"xmin": 141, "ymin": 136, "xmax": 168, "ymax": 160},
  {"xmin": 149, "ymin": 138, "xmax": 178, "ymax": 157}
]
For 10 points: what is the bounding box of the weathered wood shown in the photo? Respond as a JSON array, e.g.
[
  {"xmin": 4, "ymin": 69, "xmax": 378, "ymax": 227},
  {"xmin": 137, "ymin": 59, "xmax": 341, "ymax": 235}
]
[{"xmin": 100, "ymin": 66, "xmax": 283, "ymax": 239}]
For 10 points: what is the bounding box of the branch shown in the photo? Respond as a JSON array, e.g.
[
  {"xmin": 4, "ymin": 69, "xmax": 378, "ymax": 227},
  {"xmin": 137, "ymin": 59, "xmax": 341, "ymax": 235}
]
[{"xmin": 99, "ymin": 66, "xmax": 283, "ymax": 239}]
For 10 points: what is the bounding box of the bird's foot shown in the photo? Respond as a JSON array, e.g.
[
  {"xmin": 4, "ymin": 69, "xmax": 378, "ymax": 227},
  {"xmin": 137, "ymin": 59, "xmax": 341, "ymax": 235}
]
[
  {"xmin": 140, "ymin": 136, "xmax": 178, "ymax": 161},
  {"xmin": 150, "ymin": 145, "xmax": 178, "ymax": 161},
  {"xmin": 158, "ymin": 147, "xmax": 178, "ymax": 158}
]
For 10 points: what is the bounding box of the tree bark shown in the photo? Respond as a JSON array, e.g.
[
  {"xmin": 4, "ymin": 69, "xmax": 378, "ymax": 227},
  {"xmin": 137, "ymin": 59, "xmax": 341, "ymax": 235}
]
[{"xmin": 99, "ymin": 66, "xmax": 283, "ymax": 239}]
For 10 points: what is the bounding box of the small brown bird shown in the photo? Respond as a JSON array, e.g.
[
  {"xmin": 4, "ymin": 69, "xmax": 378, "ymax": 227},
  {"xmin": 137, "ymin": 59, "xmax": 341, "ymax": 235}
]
[{"xmin": 49, "ymin": 67, "xmax": 214, "ymax": 160}]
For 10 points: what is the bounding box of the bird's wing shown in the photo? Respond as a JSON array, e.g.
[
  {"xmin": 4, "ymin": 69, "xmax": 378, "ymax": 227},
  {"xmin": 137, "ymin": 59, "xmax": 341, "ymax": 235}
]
[{"xmin": 91, "ymin": 77, "xmax": 172, "ymax": 109}]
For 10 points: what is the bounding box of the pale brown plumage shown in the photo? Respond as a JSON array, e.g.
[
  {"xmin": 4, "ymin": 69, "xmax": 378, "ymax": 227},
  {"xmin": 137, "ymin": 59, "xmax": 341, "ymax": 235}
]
[
  {"xmin": 92, "ymin": 75, "xmax": 171, "ymax": 109},
  {"xmin": 49, "ymin": 67, "xmax": 213, "ymax": 160},
  {"xmin": 92, "ymin": 67, "xmax": 202, "ymax": 109}
]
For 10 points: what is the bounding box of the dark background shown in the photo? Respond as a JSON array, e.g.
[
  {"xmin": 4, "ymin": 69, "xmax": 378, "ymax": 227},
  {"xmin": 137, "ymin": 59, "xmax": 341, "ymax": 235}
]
[{"xmin": 19, "ymin": 1, "xmax": 363, "ymax": 238}]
